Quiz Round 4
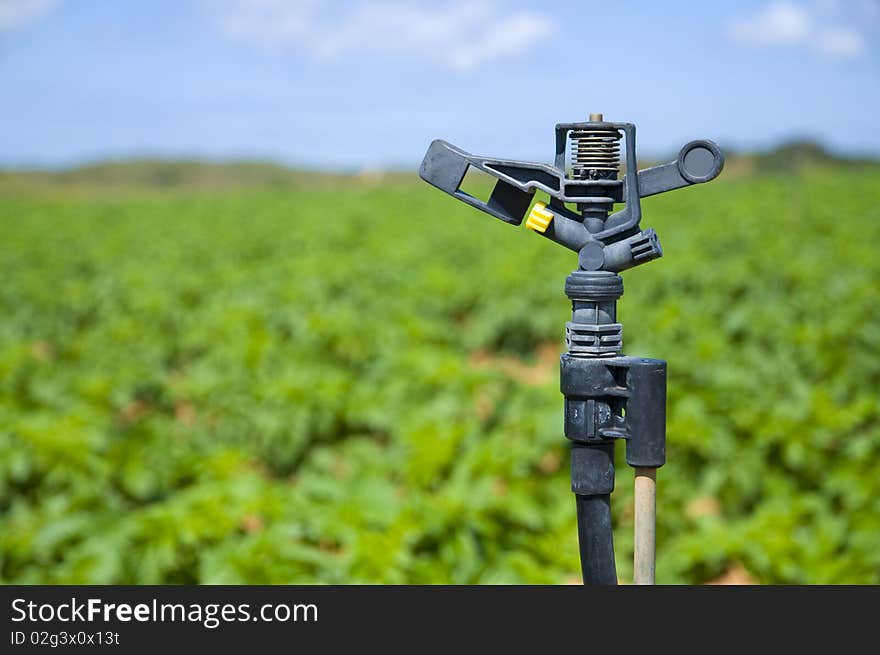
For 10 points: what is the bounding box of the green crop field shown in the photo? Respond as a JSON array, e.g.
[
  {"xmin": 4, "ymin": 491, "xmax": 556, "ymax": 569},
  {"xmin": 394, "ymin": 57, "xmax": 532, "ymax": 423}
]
[{"xmin": 1, "ymin": 158, "xmax": 878, "ymax": 584}]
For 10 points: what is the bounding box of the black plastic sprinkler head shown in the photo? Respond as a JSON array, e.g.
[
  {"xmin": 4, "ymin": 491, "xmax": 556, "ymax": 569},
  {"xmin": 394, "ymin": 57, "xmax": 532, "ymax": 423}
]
[{"xmin": 419, "ymin": 114, "xmax": 724, "ymax": 585}]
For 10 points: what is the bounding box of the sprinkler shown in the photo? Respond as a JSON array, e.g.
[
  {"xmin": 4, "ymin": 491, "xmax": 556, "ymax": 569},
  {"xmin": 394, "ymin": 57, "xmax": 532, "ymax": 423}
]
[{"xmin": 419, "ymin": 114, "xmax": 724, "ymax": 584}]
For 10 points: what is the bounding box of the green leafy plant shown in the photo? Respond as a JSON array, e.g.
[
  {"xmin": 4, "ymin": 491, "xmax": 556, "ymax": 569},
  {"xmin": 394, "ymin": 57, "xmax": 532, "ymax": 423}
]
[{"xmin": 0, "ymin": 163, "xmax": 878, "ymax": 583}]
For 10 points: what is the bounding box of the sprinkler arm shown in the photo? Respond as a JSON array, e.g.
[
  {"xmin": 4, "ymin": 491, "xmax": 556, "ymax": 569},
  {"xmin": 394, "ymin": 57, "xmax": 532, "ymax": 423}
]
[
  {"xmin": 632, "ymin": 140, "xmax": 725, "ymax": 197},
  {"xmin": 419, "ymin": 137, "xmax": 724, "ymax": 228},
  {"xmin": 420, "ymin": 135, "xmax": 724, "ymax": 273},
  {"xmin": 419, "ymin": 139, "xmax": 545, "ymax": 226}
]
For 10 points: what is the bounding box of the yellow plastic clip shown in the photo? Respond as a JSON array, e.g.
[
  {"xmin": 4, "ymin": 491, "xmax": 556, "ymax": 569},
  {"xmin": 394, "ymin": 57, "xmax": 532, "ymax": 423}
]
[{"xmin": 526, "ymin": 202, "xmax": 553, "ymax": 233}]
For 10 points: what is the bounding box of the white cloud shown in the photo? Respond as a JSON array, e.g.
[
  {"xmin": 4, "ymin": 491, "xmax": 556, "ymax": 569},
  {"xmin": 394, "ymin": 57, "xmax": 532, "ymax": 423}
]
[
  {"xmin": 726, "ymin": 1, "xmax": 870, "ymax": 60},
  {"xmin": 816, "ymin": 26, "xmax": 868, "ymax": 58},
  {"xmin": 0, "ymin": 0, "xmax": 59, "ymax": 33},
  {"xmin": 728, "ymin": 2, "xmax": 810, "ymax": 46},
  {"xmin": 210, "ymin": 0, "xmax": 554, "ymax": 72}
]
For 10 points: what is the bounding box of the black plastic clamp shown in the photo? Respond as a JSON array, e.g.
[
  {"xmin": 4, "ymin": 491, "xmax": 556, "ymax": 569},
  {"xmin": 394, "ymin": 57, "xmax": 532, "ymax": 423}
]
[{"xmin": 561, "ymin": 354, "xmax": 666, "ymax": 494}]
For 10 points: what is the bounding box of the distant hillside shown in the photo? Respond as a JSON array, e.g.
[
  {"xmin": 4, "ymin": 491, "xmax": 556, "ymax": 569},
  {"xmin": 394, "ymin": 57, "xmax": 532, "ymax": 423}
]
[
  {"xmin": 0, "ymin": 142, "xmax": 875, "ymax": 192},
  {"xmin": 0, "ymin": 159, "xmax": 412, "ymax": 192},
  {"xmin": 731, "ymin": 140, "xmax": 879, "ymax": 174}
]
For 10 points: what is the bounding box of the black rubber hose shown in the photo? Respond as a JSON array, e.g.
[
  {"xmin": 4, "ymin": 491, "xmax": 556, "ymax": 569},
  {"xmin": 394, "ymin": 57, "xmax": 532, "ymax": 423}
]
[{"xmin": 576, "ymin": 493, "xmax": 617, "ymax": 585}]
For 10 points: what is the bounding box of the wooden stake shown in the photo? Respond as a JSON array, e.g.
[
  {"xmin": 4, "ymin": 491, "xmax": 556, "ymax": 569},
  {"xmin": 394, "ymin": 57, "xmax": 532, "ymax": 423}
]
[{"xmin": 633, "ymin": 467, "xmax": 656, "ymax": 585}]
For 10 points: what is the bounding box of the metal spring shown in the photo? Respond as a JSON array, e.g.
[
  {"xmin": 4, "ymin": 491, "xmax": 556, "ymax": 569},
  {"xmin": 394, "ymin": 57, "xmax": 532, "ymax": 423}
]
[{"xmin": 569, "ymin": 128, "xmax": 622, "ymax": 179}]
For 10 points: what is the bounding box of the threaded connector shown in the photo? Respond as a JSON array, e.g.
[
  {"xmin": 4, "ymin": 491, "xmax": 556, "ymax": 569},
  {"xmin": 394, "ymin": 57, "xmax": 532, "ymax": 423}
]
[
  {"xmin": 566, "ymin": 322, "xmax": 623, "ymax": 355},
  {"xmin": 565, "ymin": 271, "xmax": 624, "ymax": 356}
]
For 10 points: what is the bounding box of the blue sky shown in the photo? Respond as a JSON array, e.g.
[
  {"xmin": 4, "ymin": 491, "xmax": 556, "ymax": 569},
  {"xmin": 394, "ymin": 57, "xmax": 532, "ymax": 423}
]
[{"xmin": 1, "ymin": 0, "xmax": 878, "ymax": 169}]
